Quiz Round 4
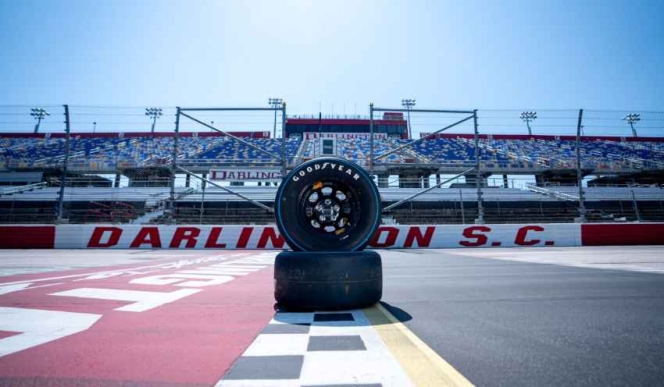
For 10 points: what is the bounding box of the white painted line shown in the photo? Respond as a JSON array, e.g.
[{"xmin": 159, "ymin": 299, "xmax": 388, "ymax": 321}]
[
  {"xmin": 0, "ymin": 307, "xmax": 101, "ymax": 358},
  {"xmin": 0, "ymin": 282, "xmax": 64, "ymax": 296},
  {"xmin": 50, "ymin": 288, "xmax": 201, "ymax": 312}
]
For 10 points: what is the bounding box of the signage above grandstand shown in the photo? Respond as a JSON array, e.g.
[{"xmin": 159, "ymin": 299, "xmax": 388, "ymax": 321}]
[
  {"xmin": 303, "ymin": 132, "xmax": 387, "ymax": 140},
  {"xmin": 383, "ymin": 112, "xmax": 404, "ymax": 120},
  {"xmin": 210, "ymin": 169, "xmax": 281, "ymax": 182}
]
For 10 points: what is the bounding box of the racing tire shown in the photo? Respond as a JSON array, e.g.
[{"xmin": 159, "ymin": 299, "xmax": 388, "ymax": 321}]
[
  {"xmin": 274, "ymin": 250, "xmax": 382, "ymax": 310},
  {"xmin": 275, "ymin": 157, "xmax": 381, "ymax": 251}
]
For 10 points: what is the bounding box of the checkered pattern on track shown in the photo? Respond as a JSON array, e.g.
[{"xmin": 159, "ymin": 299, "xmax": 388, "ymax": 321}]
[{"xmin": 216, "ymin": 309, "xmax": 413, "ymax": 387}]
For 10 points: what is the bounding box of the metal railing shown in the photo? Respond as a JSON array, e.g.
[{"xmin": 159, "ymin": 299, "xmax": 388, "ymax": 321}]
[{"xmin": 0, "ymin": 182, "xmax": 47, "ymax": 196}]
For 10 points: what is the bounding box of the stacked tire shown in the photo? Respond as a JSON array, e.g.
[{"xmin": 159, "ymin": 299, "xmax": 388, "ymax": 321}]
[{"xmin": 274, "ymin": 157, "xmax": 382, "ymax": 310}]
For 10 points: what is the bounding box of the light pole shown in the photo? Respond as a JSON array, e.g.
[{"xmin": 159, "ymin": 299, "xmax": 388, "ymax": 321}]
[
  {"xmin": 145, "ymin": 107, "xmax": 163, "ymax": 133},
  {"xmin": 269, "ymin": 98, "xmax": 283, "ymax": 138},
  {"xmin": 520, "ymin": 111, "xmax": 537, "ymax": 136},
  {"xmin": 30, "ymin": 108, "xmax": 50, "ymax": 134},
  {"xmin": 93, "ymin": 122, "xmax": 97, "ymax": 133},
  {"xmin": 401, "ymin": 99, "xmax": 416, "ymax": 139},
  {"xmin": 624, "ymin": 113, "xmax": 640, "ymax": 137}
]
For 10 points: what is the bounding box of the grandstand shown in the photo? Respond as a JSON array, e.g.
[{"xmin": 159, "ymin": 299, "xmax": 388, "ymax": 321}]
[
  {"xmin": 1, "ymin": 109, "xmax": 664, "ymax": 225},
  {"xmin": 3, "ymin": 132, "xmax": 663, "ymax": 173}
]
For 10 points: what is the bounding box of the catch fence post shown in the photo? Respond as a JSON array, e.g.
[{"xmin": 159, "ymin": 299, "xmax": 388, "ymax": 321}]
[
  {"xmin": 631, "ymin": 190, "xmax": 642, "ymax": 222},
  {"xmin": 473, "ymin": 109, "xmax": 484, "ymax": 224},
  {"xmin": 369, "ymin": 103, "xmax": 374, "ymax": 176},
  {"xmin": 281, "ymin": 102, "xmax": 287, "ymax": 175},
  {"xmin": 56, "ymin": 104, "xmax": 70, "ymax": 223},
  {"xmin": 576, "ymin": 109, "xmax": 587, "ymax": 222},
  {"xmin": 169, "ymin": 107, "xmax": 180, "ymax": 224}
]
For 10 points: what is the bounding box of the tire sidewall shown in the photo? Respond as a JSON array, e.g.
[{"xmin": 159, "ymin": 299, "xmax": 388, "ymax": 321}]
[{"xmin": 275, "ymin": 157, "xmax": 381, "ymax": 251}]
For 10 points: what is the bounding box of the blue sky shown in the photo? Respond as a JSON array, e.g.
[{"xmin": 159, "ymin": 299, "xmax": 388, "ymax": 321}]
[{"xmin": 1, "ymin": 0, "xmax": 663, "ymax": 136}]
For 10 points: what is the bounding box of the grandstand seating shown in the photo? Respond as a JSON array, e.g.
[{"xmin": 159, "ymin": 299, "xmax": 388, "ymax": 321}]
[
  {"xmin": 415, "ymin": 137, "xmax": 664, "ymax": 171},
  {"xmin": 192, "ymin": 137, "xmax": 300, "ymax": 163},
  {"xmin": 2, "ymin": 133, "xmax": 664, "ymax": 172},
  {"xmin": 0, "ymin": 135, "xmax": 300, "ymax": 169}
]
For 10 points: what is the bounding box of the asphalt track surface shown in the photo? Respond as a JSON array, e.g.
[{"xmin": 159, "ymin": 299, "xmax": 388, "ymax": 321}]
[{"xmin": 0, "ymin": 246, "xmax": 663, "ymax": 386}]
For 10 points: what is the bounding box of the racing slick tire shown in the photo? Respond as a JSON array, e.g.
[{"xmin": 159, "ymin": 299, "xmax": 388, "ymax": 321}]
[
  {"xmin": 274, "ymin": 250, "xmax": 382, "ymax": 310},
  {"xmin": 274, "ymin": 157, "xmax": 381, "ymax": 251}
]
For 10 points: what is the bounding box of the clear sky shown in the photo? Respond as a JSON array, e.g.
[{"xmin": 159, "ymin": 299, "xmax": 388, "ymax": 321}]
[{"xmin": 1, "ymin": 0, "xmax": 663, "ymax": 136}]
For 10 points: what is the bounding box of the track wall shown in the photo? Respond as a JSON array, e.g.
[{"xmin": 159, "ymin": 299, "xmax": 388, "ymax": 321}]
[{"xmin": 2, "ymin": 223, "xmax": 662, "ymax": 249}]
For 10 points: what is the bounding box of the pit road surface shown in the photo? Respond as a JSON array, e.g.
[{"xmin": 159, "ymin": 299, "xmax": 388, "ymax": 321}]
[{"xmin": 0, "ymin": 246, "xmax": 663, "ymax": 386}]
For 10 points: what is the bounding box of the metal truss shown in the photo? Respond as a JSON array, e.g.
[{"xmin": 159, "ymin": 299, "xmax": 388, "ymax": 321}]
[
  {"xmin": 168, "ymin": 105, "xmax": 286, "ymax": 217},
  {"xmin": 370, "ymin": 105, "xmax": 484, "ymax": 223}
]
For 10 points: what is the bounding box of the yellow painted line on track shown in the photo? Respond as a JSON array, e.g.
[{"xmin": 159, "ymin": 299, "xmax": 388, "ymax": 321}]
[{"xmin": 363, "ymin": 303, "xmax": 474, "ymax": 387}]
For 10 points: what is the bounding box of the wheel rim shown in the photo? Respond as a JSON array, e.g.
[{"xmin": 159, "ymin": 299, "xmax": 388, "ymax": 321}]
[{"xmin": 298, "ymin": 180, "xmax": 361, "ymax": 237}]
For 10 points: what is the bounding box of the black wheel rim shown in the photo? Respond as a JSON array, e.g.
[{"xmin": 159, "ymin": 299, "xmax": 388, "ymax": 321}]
[{"xmin": 297, "ymin": 179, "xmax": 361, "ymax": 238}]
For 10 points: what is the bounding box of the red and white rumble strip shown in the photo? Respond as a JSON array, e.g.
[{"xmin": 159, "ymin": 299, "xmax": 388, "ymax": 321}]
[
  {"xmin": 2, "ymin": 223, "xmax": 663, "ymax": 249},
  {"xmin": 0, "ymin": 252, "xmax": 277, "ymax": 386}
]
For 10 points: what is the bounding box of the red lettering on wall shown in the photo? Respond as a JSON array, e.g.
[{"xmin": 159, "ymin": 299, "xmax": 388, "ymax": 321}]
[
  {"xmin": 130, "ymin": 227, "xmax": 162, "ymax": 248},
  {"xmin": 87, "ymin": 227, "xmax": 122, "ymax": 248},
  {"xmin": 236, "ymin": 227, "xmax": 254, "ymax": 249},
  {"xmin": 204, "ymin": 227, "xmax": 227, "ymax": 248},
  {"xmin": 257, "ymin": 227, "xmax": 285, "ymax": 249},
  {"xmin": 514, "ymin": 225, "xmax": 544, "ymax": 246},
  {"xmin": 169, "ymin": 227, "xmax": 200, "ymax": 248},
  {"xmin": 370, "ymin": 227, "xmax": 399, "ymax": 248},
  {"xmin": 403, "ymin": 227, "xmax": 435, "ymax": 248},
  {"xmin": 459, "ymin": 226, "xmax": 491, "ymax": 247}
]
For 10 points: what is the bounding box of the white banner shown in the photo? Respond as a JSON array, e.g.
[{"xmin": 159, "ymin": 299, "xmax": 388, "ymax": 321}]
[
  {"xmin": 209, "ymin": 169, "xmax": 281, "ymax": 182},
  {"xmin": 54, "ymin": 224, "xmax": 581, "ymax": 250},
  {"xmin": 304, "ymin": 132, "xmax": 388, "ymax": 140}
]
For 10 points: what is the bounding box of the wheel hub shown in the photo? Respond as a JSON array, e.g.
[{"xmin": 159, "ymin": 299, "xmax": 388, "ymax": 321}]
[
  {"xmin": 305, "ymin": 183, "xmax": 353, "ymax": 233},
  {"xmin": 315, "ymin": 198, "xmax": 341, "ymax": 223}
]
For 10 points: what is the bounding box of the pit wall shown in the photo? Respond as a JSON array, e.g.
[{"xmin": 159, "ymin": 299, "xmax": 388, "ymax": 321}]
[{"xmin": 1, "ymin": 223, "xmax": 663, "ymax": 249}]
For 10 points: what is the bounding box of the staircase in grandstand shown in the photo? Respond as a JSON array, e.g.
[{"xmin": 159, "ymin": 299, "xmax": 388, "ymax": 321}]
[{"xmin": 526, "ymin": 183, "xmax": 579, "ymax": 202}]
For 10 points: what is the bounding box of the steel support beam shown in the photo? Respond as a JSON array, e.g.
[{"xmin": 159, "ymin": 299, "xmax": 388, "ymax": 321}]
[
  {"xmin": 179, "ymin": 107, "xmax": 278, "ymax": 112},
  {"xmin": 179, "ymin": 111, "xmax": 282, "ymax": 160},
  {"xmin": 371, "ymin": 107, "xmax": 475, "ymax": 114},
  {"xmin": 631, "ymin": 190, "xmax": 642, "ymax": 222},
  {"xmin": 383, "ymin": 167, "xmax": 476, "ymax": 212},
  {"xmin": 369, "ymin": 103, "xmax": 375, "ymax": 175},
  {"xmin": 280, "ymin": 102, "xmax": 287, "ymax": 175},
  {"xmin": 474, "ymin": 110, "xmax": 484, "ymax": 224},
  {"xmin": 576, "ymin": 109, "xmax": 587, "ymax": 222},
  {"xmin": 169, "ymin": 107, "xmax": 181, "ymax": 223},
  {"xmin": 56, "ymin": 105, "xmax": 70, "ymax": 223},
  {"xmin": 373, "ymin": 114, "xmax": 474, "ymax": 161}
]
